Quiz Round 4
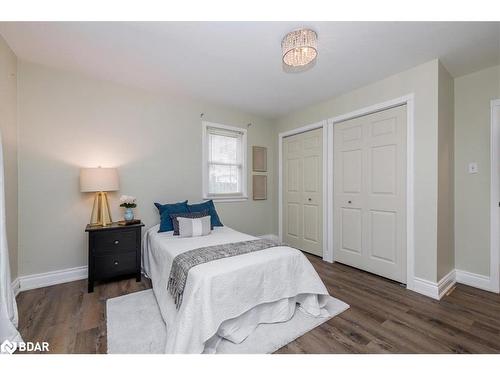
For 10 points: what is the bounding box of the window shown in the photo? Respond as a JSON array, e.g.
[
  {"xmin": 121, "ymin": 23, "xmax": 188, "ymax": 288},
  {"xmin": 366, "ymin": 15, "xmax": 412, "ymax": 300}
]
[{"xmin": 202, "ymin": 122, "xmax": 247, "ymax": 201}]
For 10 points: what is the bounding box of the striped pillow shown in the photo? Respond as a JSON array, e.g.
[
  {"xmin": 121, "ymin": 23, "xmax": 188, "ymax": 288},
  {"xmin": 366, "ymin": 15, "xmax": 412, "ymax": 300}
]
[
  {"xmin": 170, "ymin": 210, "xmax": 209, "ymax": 235},
  {"xmin": 177, "ymin": 216, "xmax": 211, "ymax": 237}
]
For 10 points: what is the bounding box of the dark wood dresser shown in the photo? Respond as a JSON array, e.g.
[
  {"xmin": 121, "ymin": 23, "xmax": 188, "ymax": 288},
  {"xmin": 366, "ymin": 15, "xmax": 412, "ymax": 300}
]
[{"xmin": 85, "ymin": 222, "xmax": 145, "ymax": 293}]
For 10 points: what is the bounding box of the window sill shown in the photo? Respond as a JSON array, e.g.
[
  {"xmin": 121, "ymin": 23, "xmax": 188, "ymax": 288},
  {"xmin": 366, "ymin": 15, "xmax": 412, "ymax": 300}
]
[{"xmin": 204, "ymin": 195, "xmax": 248, "ymax": 203}]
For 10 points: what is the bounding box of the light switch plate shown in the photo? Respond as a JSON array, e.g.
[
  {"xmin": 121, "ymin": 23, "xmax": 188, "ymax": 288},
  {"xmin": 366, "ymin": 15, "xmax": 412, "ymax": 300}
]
[{"xmin": 468, "ymin": 162, "xmax": 478, "ymax": 174}]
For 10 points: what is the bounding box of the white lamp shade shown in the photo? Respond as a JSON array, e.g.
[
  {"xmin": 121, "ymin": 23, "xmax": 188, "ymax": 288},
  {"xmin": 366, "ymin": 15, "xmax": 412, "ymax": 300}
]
[{"xmin": 80, "ymin": 167, "xmax": 119, "ymax": 192}]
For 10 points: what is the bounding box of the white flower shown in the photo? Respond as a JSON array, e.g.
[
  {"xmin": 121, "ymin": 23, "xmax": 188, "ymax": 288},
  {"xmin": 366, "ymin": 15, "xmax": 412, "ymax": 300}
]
[{"xmin": 119, "ymin": 195, "xmax": 136, "ymax": 204}]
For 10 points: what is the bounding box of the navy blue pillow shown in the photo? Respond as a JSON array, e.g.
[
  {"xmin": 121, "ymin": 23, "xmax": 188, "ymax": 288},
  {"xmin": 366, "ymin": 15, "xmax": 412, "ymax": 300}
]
[
  {"xmin": 154, "ymin": 200, "xmax": 189, "ymax": 233},
  {"xmin": 187, "ymin": 200, "xmax": 223, "ymax": 227}
]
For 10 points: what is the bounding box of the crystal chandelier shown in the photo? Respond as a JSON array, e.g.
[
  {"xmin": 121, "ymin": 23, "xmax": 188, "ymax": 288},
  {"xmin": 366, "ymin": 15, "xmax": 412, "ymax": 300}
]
[{"xmin": 281, "ymin": 29, "xmax": 318, "ymax": 68}]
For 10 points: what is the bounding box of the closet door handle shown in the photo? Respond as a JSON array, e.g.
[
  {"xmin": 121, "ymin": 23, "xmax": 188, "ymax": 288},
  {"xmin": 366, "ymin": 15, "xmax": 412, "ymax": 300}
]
[
  {"xmin": 308, "ymin": 198, "xmax": 312, "ymax": 202},
  {"xmin": 348, "ymin": 200, "xmax": 352, "ymax": 204}
]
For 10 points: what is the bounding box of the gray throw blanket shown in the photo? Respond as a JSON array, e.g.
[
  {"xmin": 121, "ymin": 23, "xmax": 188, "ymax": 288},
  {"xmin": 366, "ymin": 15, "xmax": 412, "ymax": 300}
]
[{"xmin": 167, "ymin": 238, "xmax": 281, "ymax": 309}]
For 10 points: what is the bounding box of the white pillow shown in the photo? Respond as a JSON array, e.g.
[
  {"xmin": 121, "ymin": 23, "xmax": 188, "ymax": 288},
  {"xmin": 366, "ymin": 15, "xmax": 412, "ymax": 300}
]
[{"xmin": 177, "ymin": 216, "xmax": 212, "ymax": 237}]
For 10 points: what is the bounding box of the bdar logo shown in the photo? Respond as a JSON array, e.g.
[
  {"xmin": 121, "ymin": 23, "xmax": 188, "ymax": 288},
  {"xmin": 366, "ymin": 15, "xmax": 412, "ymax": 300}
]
[
  {"xmin": 1, "ymin": 339, "xmax": 49, "ymax": 354},
  {"xmin": 1, "ymin": 339, "xmax": 17, "ymax": 354}
]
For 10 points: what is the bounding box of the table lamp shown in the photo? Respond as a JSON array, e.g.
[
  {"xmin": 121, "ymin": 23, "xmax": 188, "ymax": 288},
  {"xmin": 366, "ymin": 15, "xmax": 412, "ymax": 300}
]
[{"xmin": 80, "ymin": 167, "xmax": 119, "ymax": 226}]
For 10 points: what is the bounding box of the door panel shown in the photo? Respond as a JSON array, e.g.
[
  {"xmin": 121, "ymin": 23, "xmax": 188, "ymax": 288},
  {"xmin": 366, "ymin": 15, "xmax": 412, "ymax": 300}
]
[
  {"xmin": 304, "ymin": 155, "xmax": 319, "ymax": 192},
  {"xmin": 371, "ymin": 117, "xmax": 396, "ymax": 137},
  {"xmin": 287, "ymin": 158, "xmax": 300, "ymax": 191},
  {"xmin": 342, "ymin": 125, "xmax": 363, "ymax": 142},
  {"xmin": 369, "ymin": 210, "xmax": 397, "ymax": 262},
  {"xmin": 303, "ymin": 204, "xmax": 319, "ymax": 243},
  {"xmin": 303, "ymin": 134, "xmax": 320, "ymax": 149},
  {"xmin": 342, "ymin": 149, "xmax": 362, "ymax": 193},
  {"xmin": 341, "ymin": 208, "xmax": 363, "ymax": 254},
  {"xmin": 286, "ymin": 203, "xmax": 300, "ymax": 238},
  {"xmin": 334, "ymin": 105, "xmax": 406, "ymax": 283},
  {"xmin": 283, "ymin": 134, "xmax": 303, "ymax": 250},
  {"xmin": 371, "ymin": 145, "xmax": 396, "ymax": 194},
  {"xmin": 283, "ymin": 128, "xmax": 323, "ymax": 256}
]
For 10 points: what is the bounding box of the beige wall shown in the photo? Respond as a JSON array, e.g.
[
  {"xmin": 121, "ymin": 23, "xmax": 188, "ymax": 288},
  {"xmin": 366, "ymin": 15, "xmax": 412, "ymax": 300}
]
[
  {"xmin": 437, "ymin": 62, "xmax": 455, "ymax": 280},
  {"xmin": 454, "ymin": 64, "xmax": 500, "ymax": 277},
  {"xmin": 0, "ymin": 36, "xmax": 18, "ymax": 280},
  {"xmin": 275, "ymin": 59, "xmax": 441, "ymax": 282},
  {"xmin": 17, "ymin": 61, "xmax": 276, "ymax": 276}
]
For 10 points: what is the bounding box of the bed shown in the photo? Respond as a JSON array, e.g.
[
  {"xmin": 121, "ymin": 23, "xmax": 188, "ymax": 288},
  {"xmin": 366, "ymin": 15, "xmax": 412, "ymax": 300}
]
[{"xmin": 143, "ymin": 224, "xmax": 336, "ymax": 353}]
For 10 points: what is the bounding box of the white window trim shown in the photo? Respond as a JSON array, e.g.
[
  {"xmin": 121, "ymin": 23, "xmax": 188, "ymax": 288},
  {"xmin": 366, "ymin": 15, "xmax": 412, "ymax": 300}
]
[{"xmin": 202, "ymin": 121, "xmax": 248, "ymax": 202}]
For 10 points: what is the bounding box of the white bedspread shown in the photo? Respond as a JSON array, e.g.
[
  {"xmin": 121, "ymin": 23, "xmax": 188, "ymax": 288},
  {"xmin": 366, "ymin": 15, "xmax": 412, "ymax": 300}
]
[{"xmin": 143, "ymin": 225, "xmax": 332, "ymax": 353}]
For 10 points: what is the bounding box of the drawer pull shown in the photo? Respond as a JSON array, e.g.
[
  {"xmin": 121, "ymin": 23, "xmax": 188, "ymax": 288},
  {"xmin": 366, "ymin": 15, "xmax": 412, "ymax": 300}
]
[
  {"xmin": 113, "ymin": 260, "xmax": 119, "ymax": 266},
  {"xmin": 114, "ymin": 240, "xmax": 120, "ymax": 245}
]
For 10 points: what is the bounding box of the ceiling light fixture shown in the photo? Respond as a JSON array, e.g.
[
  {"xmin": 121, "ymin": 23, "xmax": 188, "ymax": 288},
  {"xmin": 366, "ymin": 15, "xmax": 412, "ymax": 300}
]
[{"xmin": 281, "ymin": 28, "xmax": 318, "ymax": 68}]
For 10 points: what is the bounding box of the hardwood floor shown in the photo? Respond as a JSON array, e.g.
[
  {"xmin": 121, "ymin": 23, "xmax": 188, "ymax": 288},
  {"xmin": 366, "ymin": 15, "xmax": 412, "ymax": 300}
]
[
  {"xmin": 16, "ymin": 256, "xmax": 500, "ymax": 354},
  {"xmin": 16, "ymin": 277, "xmax": 151, "ymax": 354}
]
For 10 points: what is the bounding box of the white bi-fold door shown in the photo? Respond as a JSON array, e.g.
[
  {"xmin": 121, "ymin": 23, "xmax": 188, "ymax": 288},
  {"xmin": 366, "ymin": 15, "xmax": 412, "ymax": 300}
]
[
  {"xmin": 333, "ymin": 105, "xmax": 407, "ymax": 283},
  {"xmin": 283, "ymin": 128, "xmax": 323, "ymax": 256}
]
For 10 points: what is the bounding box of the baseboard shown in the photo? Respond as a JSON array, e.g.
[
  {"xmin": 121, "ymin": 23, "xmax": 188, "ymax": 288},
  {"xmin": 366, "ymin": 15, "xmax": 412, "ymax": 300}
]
[
  {"xmin": 11, "ymin": 277, "xmax": 20, "ymax": 297},
  {"xmin": 412, "ymin": 277, "xmax": 440, "ymax": 299},
  {"xmin": 12, "ymin": 263, "xmax": 498, "ymax": 298},
  {"xmin": 259, "ymin": 234, "xmax": 279, "ymax": 242},
  {"xmin": 456, "ymin": 269, "xmax": 499, "ymax": 293},
  {"xmin": 411, "ymin": 269, "xmax": 456, "ymax": 300},
  {"xmin": 17, "ymin": 266, "xmax": 88, "ymax": 293},
  {"xmin": 437, "ymin": 269, "xmax": 456, "ymax": 299}
]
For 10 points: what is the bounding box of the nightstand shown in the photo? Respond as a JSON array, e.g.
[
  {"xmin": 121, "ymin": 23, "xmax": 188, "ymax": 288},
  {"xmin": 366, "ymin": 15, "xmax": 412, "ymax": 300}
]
[{"xmin": 85, "ymin": 222, "xmax": 145, "ymax": 293}]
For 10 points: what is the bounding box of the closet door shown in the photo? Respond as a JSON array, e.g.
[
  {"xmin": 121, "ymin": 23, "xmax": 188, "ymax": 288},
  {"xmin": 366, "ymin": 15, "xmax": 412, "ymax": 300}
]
[
  {"xmin": 334, "ymin": 105, "xmax": 406, "ymax": 283},
  {"xmin": 283, "ymin": 128, "xmax": 323, "ymax": 256}
]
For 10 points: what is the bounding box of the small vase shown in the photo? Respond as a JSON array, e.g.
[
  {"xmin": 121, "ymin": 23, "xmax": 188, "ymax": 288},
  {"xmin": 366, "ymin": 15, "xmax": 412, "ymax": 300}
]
[{"xmin": 124, "ymin": 207, "xmax": 134, "ymax": 221}]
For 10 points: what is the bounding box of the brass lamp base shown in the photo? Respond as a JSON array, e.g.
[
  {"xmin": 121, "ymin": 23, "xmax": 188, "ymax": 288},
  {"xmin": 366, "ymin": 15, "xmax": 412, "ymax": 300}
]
[{"xmin": 90, "ymin": 191, "xmax": 113, "ymax": 226}]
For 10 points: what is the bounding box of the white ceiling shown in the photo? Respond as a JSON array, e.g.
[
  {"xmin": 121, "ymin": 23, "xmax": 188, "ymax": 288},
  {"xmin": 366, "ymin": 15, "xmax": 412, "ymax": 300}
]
[{"xmin": 1, "ymin": 22, "xmax": 499, "ymax": 118}]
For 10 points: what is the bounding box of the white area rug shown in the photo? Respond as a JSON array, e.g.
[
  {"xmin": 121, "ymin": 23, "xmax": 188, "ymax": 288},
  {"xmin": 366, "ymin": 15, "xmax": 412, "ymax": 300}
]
[{"xmin": 107, "ymin": 289, "xmax": 349, "ymax": 354}]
